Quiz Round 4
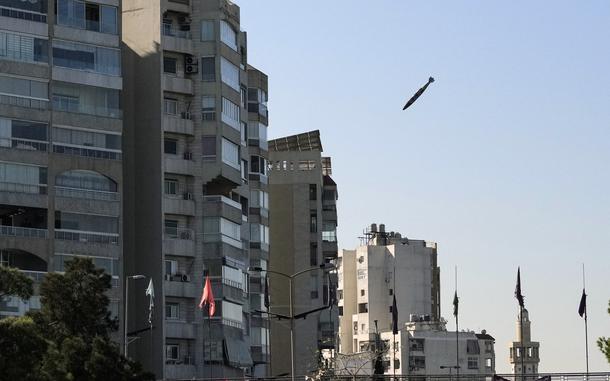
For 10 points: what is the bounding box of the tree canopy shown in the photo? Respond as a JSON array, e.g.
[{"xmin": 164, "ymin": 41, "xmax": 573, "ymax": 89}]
[
  {"xmin": 598, "ymin": 300, "xmax": 610, "ymax": 365},
  {"xmin": 0, "ymin": 265, "xmax": 33, "ymax": 300}
]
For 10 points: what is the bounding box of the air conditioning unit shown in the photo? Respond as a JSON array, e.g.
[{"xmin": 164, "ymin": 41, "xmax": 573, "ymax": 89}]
[
  {"xmin": 183, "ymin": 192, "xmax": 193, "ymax": 200},
  {"xmin": 183, "ymin": 152, "xmax": 193, "ymax": 160},
  {"xmin": 181, "ymin": 274, "xmax": 190, "ymax": 282},
  {"xmin": 185, "ymin": 55, "xmax": 196, "ymax": 65},
  {"xmin": 185, "ymin": 63, "xmax": 198, "ymax": 74},
  {"xmin": 179, "ymin": 230, "xmax": 191, "ymax": 240},
  {"xmin": 178, "ymin": 16, "xmax": 192, "ymax": 25}
]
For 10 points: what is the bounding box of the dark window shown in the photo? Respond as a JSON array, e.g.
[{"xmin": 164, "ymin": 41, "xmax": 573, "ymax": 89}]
[
  {"xmin": 240, "ymin": 196, "xmax": 248, "ymax": 216},
  {"xmin": 201, "ymin": 136, "xmax": 216, "ymax": 158},
  {"xmin": 250, "ymin": 156, "xmax": 266, "ymax": 175},
  {"xmin": 11, "ymin": 120, "xmax": 48, "ymax": 141},
  {"xmin": 240, "ymin": 86, "xmax": 247, "ymax": 108},
  {"xmin": 85, "ymin": 3, "xmax": 100, "ymax": 31},
  {"xmin": 309, "ymin": 184, "xmax": 317, "ymax": 200},
  {"xmin": 358, "ymin": 303, "xmax": 368, "ymax": 313},
  {"xmin": 389, "ymin": 289, "xmax": 393, "ymax": 296},
  {"xmin": 360, "ymin": 289, "xmax": 365, "ymax": 296},
  {"xmin": 310, "ymin": 242, "xmax": 318, "ymax": 266},
  {"xmin": 310, "ymin": 210, "xmax": 317, "ymax": 233},
  {"xmin": 164, "ymin": 138, "xmax": 177, "ymax": 155},
  {"xmin": 201, "ymin": 57, "xmax": 215, "ymax": 81},
  {"xmin": 338, "ymin": 306, "xmax": 343, "ymax": 316},
  {"xmin": 164, "ymin": 56, "xmax": 177, "ymax": 74},
  {"xmin": 164, "ymin": 219, "xmax": 178, "ymax": 237},
  {"xmin": 389, "ymin": 305, "xmax": 393, "ymax": 313}
]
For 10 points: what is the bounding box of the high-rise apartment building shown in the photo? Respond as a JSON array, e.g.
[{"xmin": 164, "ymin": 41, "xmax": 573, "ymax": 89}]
[
  {"xmin": 0, "ymin": 0, "xmax": 124, "ymax": 334},
  {"xmin": 509, "ymin": 308, "xmax": 540, "ymax": 380},
  {"xmin": 122, "ymin": 0, "xmax": 269, "ymax": 378},
  {"xmin": 268, "ymin": 130, "xmax": 339, "ymax": 377}
]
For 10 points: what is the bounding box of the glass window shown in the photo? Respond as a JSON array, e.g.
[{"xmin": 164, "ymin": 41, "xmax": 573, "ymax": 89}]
[
  {"xmin": 163, "ymin": 98, "xmax": 178, "ymax": 115},
  {"xmin": 164, "ymin": 219, "xmax": 178, "ymax": 238},
  {"xmin": 53, "ymin": 40, "xmax": 120, "ymax": 76},
  {"xmin": 310, "ymin": 242, "xmax": 318, "ymax": 266},
  {"xmin": 165, "ymin": 259, "xmax": 177, "ymax": 275},
  {"xmin": 201, "ymin": 56, "xmax": 215, "ymax": 81},
  {"xmin": 201, "ymin": 20, "xmax": 214, "ymax": 41},
  {"xmin": 220, "ymin": 21, "xmax": 237, "ymax": 51},
  {"xmin": 85, "ymin": 3, "xmax": 99, "ymax": 32},
  {"xmin": 166, "ymin": 344, "xmax": 179, "ymax": 360},
  {"xmin": 201, "ymin": 136, "xmax": 216, "ymax": 158},
  {"xmin": 220, "ymin": 57, "xmax": 239, "ymax": 91},
  {"xmin": 0, "ymin": 31, "xmax": 49, "ymax": 63},
  {"xmin": 0, "ymin": 75, "xmax": 48, "ymax": 99},
  {"xmin": 201, "ymin": 96, "xmax": 215, "ymax": 121},
  {"xmin": 56, "ymin": 170, "xmax": 116, "ymax": 192},
  {"xmin": 163, "ymin": 56, "xmax": 177, "ymax": 74},
  {"xmin": 164, "ymin": 138, "xmax": 177, "ymax": 155},
  {"xmin": 164, "ymin": 178, "xmax": 177, "ymax": 195},
  {"xmin": 57, "ymin": 0, "xmax": 117, "ymax": 35},
  {"xmin": 309, "ymin": 184, "xmax": 317, "ymax": 200},
  {"xmin": 52, "ymin": 127, "xmax": 121, "ymax": 151},
  {"xmin": 221, "ymin": 97, "xmax": 240, "ymax": 130},
  {"xmin": 100, "ymin": 5, "xmax": 117, "ymax": 34},
  {"xmin": 221, "ymin": 138, "xmax": 239, "ymax": 169},
  {"xmin": 310, "ymin": 210, "xmax": 317, "ymax": 233},
  {"xmin": 165, "ymin": 303, "xmax": 179, "ymax": 320},
  {"xmin": 52, "ymin": 82, "xmax": 120, "ymax": 118},
  {"xmin": 55, "ymin": 211, "xmax": 118, "ymax": 234}
]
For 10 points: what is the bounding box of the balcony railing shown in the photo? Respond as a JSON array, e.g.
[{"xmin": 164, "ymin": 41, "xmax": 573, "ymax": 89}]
[
  {"xmin": 52, "ymin": 144, "xmax": 122, "ymax": 160},
  {"xmin": 55, "ymin": 229, "xmax": 119, "ymax": 245},
  {"xmin": 164, "ymin": 183, "xmax": 194, "ymax": 200},
  {"xmin": 55, "ymin": 186, "xmax": 120, "ymax": 202},
  {"xmin": 0, "ymin": 6, "xmax": 47, "ymax": 23},
  {"xmin": 203, "ymin": 195, "xmax": 242, "ymax": 210},
  {"xmin": 52, "ymin": 95, "xmax": 122, "ymax": 119},
  {"xmin": 164, "ymin": 227, "xmax": 194, "ymax": 240},
  {"xmin": 20, "ymin": 270, "xmax": 46, "ymax": 283},
  {"xmin": 0, "ymin": 94, "xmax": 48, "ymax": 110},
  {"xmin": 0, "ymin": 225, "xmax": 47, "ymax": 238},
  {"xmin": 163, "ymin": 99, "xmax": 195, "ymax": 119},
  {"xmin": 162, "ymin": 24, "xmax": 191, "ymax": 39},
  {"xmin": 0, "ymin": 181, "xmax": 47, "ymax": 195},
  {"xmin": 0, "ymin": 137, "xmax": 48, "ymax": 152}
]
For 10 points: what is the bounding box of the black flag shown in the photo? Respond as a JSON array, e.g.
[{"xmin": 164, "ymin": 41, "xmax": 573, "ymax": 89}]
[
  {"xmin": 402, "ymin": 77, "xmax": 435, "ymax": 110},
  {"xmin": 578, "ymin": 288, "xmax": 587, "ymax": 319},
  {"xmin": 264, "ymin": 275, "xmax": 270, "ymax": 309},
  {"xmin": 392, "ymin": 294, "xmax": 398, "ymax": 335},
  {"xmin": 453, "ymin": 291, "xmax": 459, "ymax": 317},
  {"xmin": 515, "ymin": 267, "xmax": 525, "ymax": 308}
]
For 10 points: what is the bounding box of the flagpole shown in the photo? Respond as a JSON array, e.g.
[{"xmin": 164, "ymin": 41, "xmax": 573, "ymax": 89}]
[
  {"xmin": 583, "ymin": 264, "xmax": 589, "ymax": 377},
  {"xmin": 455, "ymin": 266, "xmax": 460, "ymax": 381},
  {"xmin": 208, "ymin": 304, "xmax": 212, "ymax": 381},
  {"xmin": 520, "ymin": 304, "xmax": 524, "ymax": 381},
  {"xmin": 393, "ymin": 257, "xmax": 396, "ymax": 381}
]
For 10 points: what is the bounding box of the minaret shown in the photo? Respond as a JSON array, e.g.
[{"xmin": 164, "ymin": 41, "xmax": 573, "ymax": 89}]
[{"xmin": 509, "ymin": 309, "xmax": 540, "ymax": 381}]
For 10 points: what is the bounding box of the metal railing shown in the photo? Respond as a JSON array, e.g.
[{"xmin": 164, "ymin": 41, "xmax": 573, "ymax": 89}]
[
  {"xmin": 164, "ymin": 99, "xmax": 195, "ymax": 120},
  {"xmin": 203, "ymin": 195, "xmax": 242, "ymax": 210},
  {"xmin": 54, "ymin": 229, "xmax": 119, "ymax": 245},
  {"xmin": 0, "ymin": 94, "xmax": 48, "ymax": 110},
  {"xmin": 0, "ymin": 137, "xmax": 48, "ymax": 152},
  {"xmin": 162, "ymin": 24, "xmax": 191, "ymax": 39},
  {"xmin": 164, "ymin": 183, "xmax": 195, "ymax": 200},
  {"xmin": 0, "ymin": 181, "xmax": 47, "ymax": 194},
  {"xmin": 0, "ymin": 225, "xmax": 48, "ymax": 238},
  {"xmin": 52, "ymin": 143, "xmax": 122, "ymax": 160},
  {"xmin": 164, "ymin": 227, "xmax": 194, "ymax": 240},
  {"xmin": 55, "ymin": 186, "xmax": 120, "ymax": 202},
  {"xmin": 0, "ymin": 6, "xmax": 47, "ymax": 23}
]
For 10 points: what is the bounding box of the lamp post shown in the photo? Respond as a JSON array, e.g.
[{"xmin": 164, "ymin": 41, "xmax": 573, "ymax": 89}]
[
  {"xmin": 124, "ymin": 274, "xmax": 146, "ymax": 357},
  {"xmin": 249, "ymin": 263, "xmax": 335, "ymax": 381}
]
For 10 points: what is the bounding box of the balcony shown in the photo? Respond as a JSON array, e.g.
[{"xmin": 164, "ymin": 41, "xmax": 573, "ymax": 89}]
[
  {"xmin": 162, "ymin": 25, "xmax": 193, "ymax": 54},
  {"xmin": 54, "ymin": 230, "xmax": 119, "ymax": 245},
  {"xmin": 0, "ymin": 94, "xmax": 48, "ymax": 110},
  {"xmin": 164, "ymin": 154, "xmax": 195, "ymax": 176},
  {"xmin": 165, "ymin": 0, "xmax": 190, "ymax": 14},
  {"xmin": 163, "ymin": 234, "xmax": 195, "ymax": 257},
  {"xmin": 163, "ymin": 194, "xmax": 195, "ymax": 216},
  {"xmin": 163, "ymin": 100, "xmax": 195, "ymax": 136},
  {"xmin": 162, "ymin": 75, "xmax": 193, "ymax": 95},
  {"xmin": 202, "ymin": 195, "xmax": 242, "ymax": 222},
  {"xmin": 164, "ymin": 279, "xmax": 198, "ymax": 298},
  {"xmin": 0, "ymin": 225, "xmax": 47, "ymax": 239},
  {"xmin": 165, "ymin": 320, "xmax": 196, "ymax": 339},
  {"xmin": 0, "ymin": 182, "xmax": 47, "ymax": 208},
  {"xmin": 0, "ymin": 137, "xmax": 48, "ymax": 152},
  {"xmin": 165, "ymin": 364, "xmax": 196, "ymax": 380},
  {"xmin": 55, "ymin": 186, "xmax": 120, "ymax": 202},
  {"xmin": 52, "ymin": 144, "xmax": 122, "ymax": 161}
]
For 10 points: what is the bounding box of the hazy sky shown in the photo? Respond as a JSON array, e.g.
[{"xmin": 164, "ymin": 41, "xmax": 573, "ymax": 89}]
[{"xmin": 237, "ymin": 0, "xmax": 610, "ymax": 373}]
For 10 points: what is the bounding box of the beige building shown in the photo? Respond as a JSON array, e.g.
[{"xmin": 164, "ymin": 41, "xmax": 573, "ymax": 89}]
[
  {"xmin": 0, "ymin": 0, "xmax": 124, "ymax": 339},
  {"xmin": 122, "ymin": 0, "xmax": 269, "ymax": 378},
  {"xmin": 509, "ymin": 308, "xmax": 540, "ymax": 380},
  {"xmin": 338, "ymin": 224, "xmax": 441, "ymax": 355},
  {"xmin": 268, "ymin": 130, "xmax": 339, "ymax": 377}
]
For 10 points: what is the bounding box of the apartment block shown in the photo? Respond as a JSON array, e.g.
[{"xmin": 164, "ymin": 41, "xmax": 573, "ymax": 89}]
[
  {"xmin": 0, "ymin": 0, "xmax": 124, "ymax": 336},
  {"xmin": 268, "ymin": 130, "xmax": 339, "ymax": 377},
  {"xmin": 122, "ymin": 0, "xmax": 269, "ymax": 378}
]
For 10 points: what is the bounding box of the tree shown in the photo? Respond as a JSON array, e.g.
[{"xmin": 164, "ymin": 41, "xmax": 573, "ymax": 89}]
[
  {"xmin": 0, "ymin": 316, "xmax": 47, "ymax": 381},
  {"xmin": 598, "ymin": 300, "xmax": 610, "ymax": 365},
  {"xmin": 0, "ymin": 265, "xmax": 33, "ymax": 300}
]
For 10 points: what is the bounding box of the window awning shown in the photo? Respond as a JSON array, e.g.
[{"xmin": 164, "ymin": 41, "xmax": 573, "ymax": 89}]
[{"xmin": 224, "ymin": 338, "xmax": 253, "ymax": 368}]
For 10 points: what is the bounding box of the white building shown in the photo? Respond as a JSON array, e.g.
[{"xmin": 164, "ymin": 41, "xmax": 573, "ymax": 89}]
[{"xmin": 509, "ymin": 309, "xmax": 540, "ymax": 380}]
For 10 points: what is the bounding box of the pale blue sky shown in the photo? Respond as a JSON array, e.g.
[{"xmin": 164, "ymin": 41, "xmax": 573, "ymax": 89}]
[{"xmin": 238, "ymin": 0, "xmax": 610, "ymax": 373}]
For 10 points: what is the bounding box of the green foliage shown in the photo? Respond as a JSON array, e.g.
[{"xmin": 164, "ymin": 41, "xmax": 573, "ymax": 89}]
[
  {"xmin": 598, "ymin": 300, "xmax": 610, "ymax": 365},
  {"xmin": 0, "ymin": 258, "xmax": 153, "ymax": 380},
  {"xmin": 0, "ymin": 265, "xmax": 33, "ymax": 299},
  {"xmin": 0, "ymin": 316, "xmax": 47, "ymax": 381}
]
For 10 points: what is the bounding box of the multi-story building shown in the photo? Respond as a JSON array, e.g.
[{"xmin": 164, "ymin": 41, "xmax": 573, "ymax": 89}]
[
  {"xmin": 379, "ymin": 319, "xmax": 496, "ymax": 377},
  {"xmin": 338, "ymin": 224, "xmax": 441, "ymax": 356},
  {"xmin": 268, "ymin": 130, "xmax": 339, "ymax": 377},
  {"xmin": 122, "ymin": 0, "xmax": 269, "ymax": 378},
  {"xmin": 0, "ymin": 0, "xmax": 124, "ymax": 335},
  {"xmin": 509, "ymin": 308, "xmax": 540, "ymax": 380}
]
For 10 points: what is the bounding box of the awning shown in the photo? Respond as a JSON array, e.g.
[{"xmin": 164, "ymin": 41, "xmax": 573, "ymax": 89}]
[{"xmin": 224, "ymin": 338, "xmax": 253, "ymax": 368}]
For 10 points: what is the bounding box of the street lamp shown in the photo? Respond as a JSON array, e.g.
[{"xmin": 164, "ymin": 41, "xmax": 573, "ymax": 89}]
[
  {"xmin": 124, "ymin": 274, "xmax": 146, "ymax": 357},
  {"xmin": 248, "ymin": 263, "xmax": 335, "ymax": 381}
]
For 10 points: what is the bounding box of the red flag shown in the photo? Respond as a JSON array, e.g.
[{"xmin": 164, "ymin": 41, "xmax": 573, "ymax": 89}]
[{"xmin": 198, "ymin": 276, "xmax": 215, "ymax": 316}]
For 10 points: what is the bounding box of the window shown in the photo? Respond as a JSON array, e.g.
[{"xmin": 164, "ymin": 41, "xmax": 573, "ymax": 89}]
[
  {"xmin": 164, "ymin": 179, "xmax": 177, "ymax": 195},
  {"xmin": 222, "ymin": 265, "xmax": 244, "ymax": 290},
  {"xmin": 338, "ymin": 306, "xmax": 343, "ymax": 316},
  {"xmin": 166, "ymin": 344, "xmax": 179, "ymax": 361},
  {"xmin": 201, "ymin": 136, "xmax": 216, "ymax": 159},
  {"xmin": 55, "ymin": 211, "xmax": 118, "ymax": 235},
  {"xmin": 310, "ymin": 210, "xmax": 317, "ymax": 233},
  {"xmin": 0, "ymin": 31, "xmax": 49, "ymax": 63},
  {"xmin": 310, "ymin": 273, "xmax": 318, "ymax": 299},
  {"xmin": 52, "ymin": 40, "xmax": 121, "ymax": 76},
  {"xmin": 221, "ymin": 97, "xmax": 240, "ymax": 130},
  {"xmin": 240, "ymin": 86, "xmax": 247, "ymax": 108},
  {"xmin": 467, "ymin": 340, "xmax": 480, "ymax": 355},
  {"xmin": 163, "ymin": 98, "xmax": 178, "ymax": 115},
  {"xmin": 203, "ymin": 217, "xmax": 241, "ymax": 248},
  {"xmin": 0, "ymin": 162, "xmax": 46, "ymax": 192},
  {"xmin": 220, "ymin": 57, "xmax": 239, "ymax": 91},
  {"xmin": 52, "ymin": 82, "xmax": 120, "ymax": 118},
  {"xmin": 201, "ymin": 20, "xmax": 214, "ymax": 41},
  {"xmin": 309, "ymin": 184, "xmax": 317, "ymax": 200},
  {"xmin": 165, "ymin": 303, "xmax": 179, "ymax": 320},
  {"xmin": 389, "ymin": 288, "xmax": 393, "ymax": 295},
  {"xmin": 164, "ymin": 219, "xmax": 178, "ymax": 238},
  {"xmin": 164, "ymin": 138, "xmax": 177, "ymax": 155},
  {"xmin": 250, "ymin": 155, "xmax": 266, "ymax": 176},
  {"xmin": 163, "ymin": 56, "xmax": 177, "ymax": 74},
  {"xmin": 0, "ymin": 118, "xmax": 48, "ymax": 150},
  {"xmin": 221, "ymin": 138, "xmax": 239, "ymax": 169},
  {"xmin": 247, "ymin": 122, "xmax": 268, "ymax": 149},
  {"xmin": 409, "ymin": 356, "xmax": 425, "ymax": 370},
  {"xmin": 358, "ymin": 303, "xmax": 368, "ymax": 313},
  {"xmin": 56, "ymin": 170, "xmax": 116, "ymax": 193},
  {"xmin": 0, "ymin": 75, "xmax": 47, "ymax": 99},
  {"xmin": 222, "ymin": 300, "xmax": 242, "ymax": 326},
  {"xmin": 57, "ymin": 0, "xmax": 117, "ymax": 35},
  {"xmin": 310, "ymin": 242, "xmax": 318, "ymax": 266},
  {"xmin": 410, "ymin": 339, "xmax": 425, "ymax": 352},
  {"xmin": 165, "ymin": 259, "xmax": 178, "ymax": 275},
  {"xmin": 468, "ymin": 357, "xmax": 479, "ymax": 369},
  {"xmin": 201, "ymin": 96, "xmax": 215, "ymax": 121},
  {"xmin": 201, "ymin": 56, "xmax": 215, "ymax": 81},
  {"xmin": 360, "ymin": 289, "xmax": 365, "ymax": 296},
  {"xmin": 250, "ymin": 224, "xmax": 269, "ymax": 245},
  {"xmin": 52, "ymin": 126, "xmax": 121, "ymax": 159},
  {"xmin": 240, "ymin": 122, "xmax": 247, "ymax": 145},
  {"xmin": 54, "ymin": 254, "xmax": 119, "ymax": 278},
  {"xmin": 241, "ymin": 159, "xmax": 248, "ymax": 181},
  {"xmin": 220, "ymin": 21, "xmax": 237, "ymax": 51}
]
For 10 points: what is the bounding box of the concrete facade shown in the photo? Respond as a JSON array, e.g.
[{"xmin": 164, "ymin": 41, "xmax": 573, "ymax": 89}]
[
  {"xmin": 268, "ymin": 130, "xmax": 339, "ymax": 378},
  {"xmin": 122, "ymin": 0, "xmax": 270, "ymax": 378},
  {"xmin": 0, "ymin": 0, "xmax": 125, "ymax": 343}
]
